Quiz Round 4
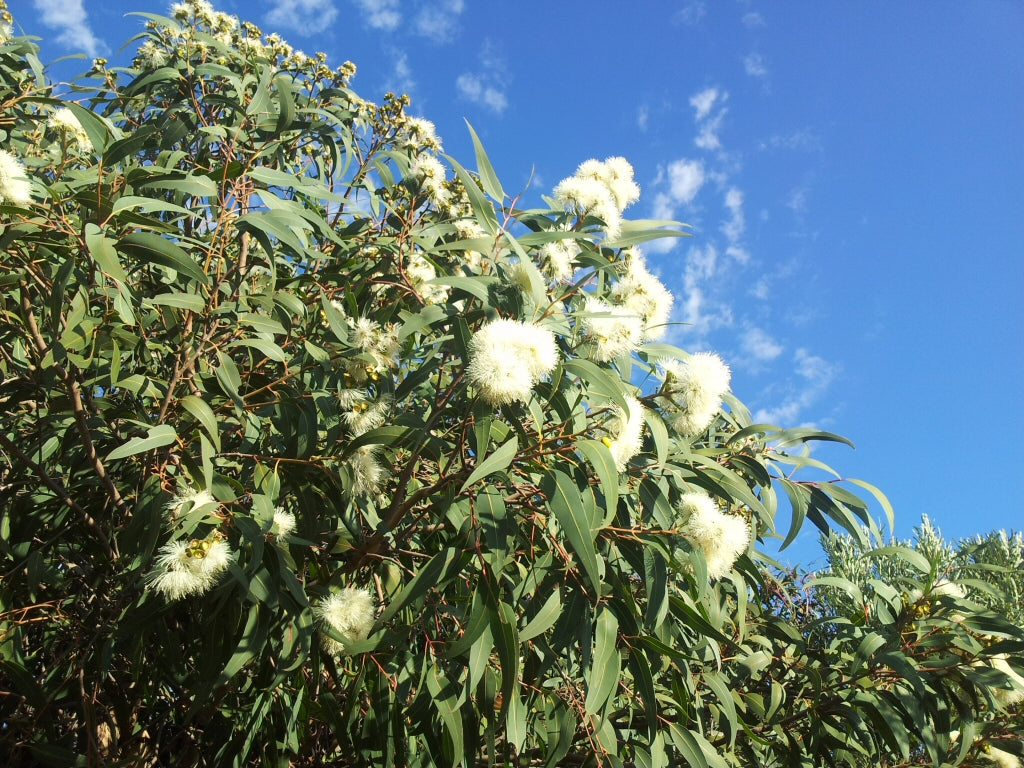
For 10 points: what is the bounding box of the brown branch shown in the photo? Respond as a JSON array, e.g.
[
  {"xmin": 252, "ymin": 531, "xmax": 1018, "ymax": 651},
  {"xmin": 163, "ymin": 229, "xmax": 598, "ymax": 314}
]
[
  {"xmin": 19, "ymin": 283, "xmax": 128, "ymax": 528},
  {"xmin": 0, "ymin": 431, "xmax": 115, "ymax": 560}
]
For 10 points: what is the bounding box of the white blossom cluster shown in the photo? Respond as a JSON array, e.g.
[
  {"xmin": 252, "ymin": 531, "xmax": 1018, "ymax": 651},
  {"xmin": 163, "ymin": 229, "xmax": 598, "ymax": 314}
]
[
  {"xmin": 406, "ymin": 253, "xmax": 450, "ymax": 305},
  {"xmin": 678, "ymin": 491, "xmax": 751, "ymax": 580},
  {"xmin": 46, "ymin": 108, "xmax": 93, "ymax": 153},
  {"xmin": 553, "ymin": 156, "xmax": 640, "ymax": 239},
  {"xmin": 314, "ymin": 587, "xmax": 377, "ymax": 654},
  {"xmin": 660, "ymin": 352, "xmax": 732, "ymax": 437},
  {"xmin": 146, "ymin": 536, "xmax": 234, "ymax": 601},
  {"xmin": 467, "ymin": 319, "xmax": 559, "ymax": 405},
  {"xmin": 603, "ymin": 395, "xmax": 646, "ymax": 473},
  {"xmin": 0, "ymin": 149, "xmax": 31, "ymax": 207}
]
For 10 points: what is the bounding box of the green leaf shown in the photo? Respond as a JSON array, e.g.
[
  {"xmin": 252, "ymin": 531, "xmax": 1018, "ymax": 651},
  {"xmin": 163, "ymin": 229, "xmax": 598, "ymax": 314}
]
[
  {"xmin": 520, "ymin": 590, "xmax": 563, "ymax": 644},
  {"xmin": 576, "ymin": 439, "xmax": 619, "ymax": 526},
  {"xmin": 425, "ymin": 667, "xmax": 465, "ymax": 768},
  {"xmin": 585, "ymin": 606, "xmax": 620, "ymax": 716},
  {"xmin": 105, "ymin": 424, "xmax": 177, "ymax": 461},
  {"xmin": 562, "ymin": 358, "xmax": 628, "ymax": 410},
  {"xmin": 846, "ymin": 477, "xmax": 896, "ymax": 535},
  {"xmin": 378, "ymin": 546, "xmax": 466, "ymax": 625},
  {"xmin": 84, "ymin": 224, "xmax": 128, "ymax": 284},
  {"xmin": 117, "ymin": 232, "xmax": 210, "ymax": 284},
  {"xmin": 864, "ymin": 546, "xmax": 932, "ymax": 575},
  {"xmin": 446, "ymin": 155, "xmax": 498, "ymax": 234},
  {"xmin": 464, "ymin": 120, "xmax": 504, "ymax": 201},
  {"xmin": 544, "ymin": 469, "xmax": 602, "ymax": 594},
  {"xmin": 226, "ymin": 337, "xmax": 288, "ymax": 363},
  {"xmin": 144, "ymin": 292, "xmax": 205, "ymax": 311},
  {"xmin": 460, "ymin": 435, "xmax": 518, "ymax": 493},
  {"xmin": 180, "ymin": 395, "xmax": 221, "ymax": 451}
]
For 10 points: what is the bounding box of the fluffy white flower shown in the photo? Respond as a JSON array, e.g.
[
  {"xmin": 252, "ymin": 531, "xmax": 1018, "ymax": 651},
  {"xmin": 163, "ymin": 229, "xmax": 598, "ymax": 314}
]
[
  {"xmin": 405, "ymin": 117, "xmax": 442, "ymax": 151},
  {"xmin": 610, "ymin": 252, "xmax": 673, "ymax": 340},
  {"xmin": 351, "ymin": 316, "xmax": 380, "ymax": 350},
  {"xmin": 984, "ymin": 746, "xmax": 1022, "ymax": 768},
  {"xmin": 349, "ymin": 446, "xmax": 384, "ymax": 497},
  {"xmin": 603, "ymin": 395, "xmax": 645, "ymax": 472},
  {"xmin": 47, "ymin": 108, "xmax": 93, "ymax": 153},
  {"xmin": 409, "ymin": 153, "xmax": 448, "ymax": 204},
  {"xmin": 165, "ymin": 487, "xmax": 217, "ymax": 518},
  {"xmin": 679, "ymin": 492, "xmax": 750, "ymax": 580},
  {"xmin": 406, "ymin": 253, "xmax": 450, "ymax": 304},
  {"xmin": 272, "ymin": 508, "xmax": 296, "ymax": 538},
  {"xmin": 991, "ymin": 654, "xmax": 1024, "ymax": 707},
  {"xmin": 552, "ymin": 175, "xmax": 622, "ymax": 238},
  {"xmin": 661, "ymin": 352, "xmax": 731, "ymax": 436},
  {"xmin": 930, "ymin": 578, "xmax": 966, "ymax": 600},
  {"xmin": 343, "ymin": 397, "xmax": 390, "ymax": 436},
  {"xmin": 467, "ymin": 318, "xmax": 559, "ymax": 405},
  {"xmin": 315, "ymin": 587, "xmax": 377, "ymax": 654},
  {"xmin": 539, "ymin": 239, "xmax": 579, "ymax": 282},
  {"xmin": 581, "ymin": 297, "xmax": 644, "ymax": 362},
  {"xmin": 0, "ymin": 150, "xmax": 32, "ymax": 207},
  {"xmin": 147, "ymin": 537, "xmax": 234, "ymax": 601},
  {"xmin": 136, "ymin": 39, "xmax": 169, "ymax": 68},
  {"xmin": 576, "ymin": 156, "xmax": 640, "ymax": 211}
]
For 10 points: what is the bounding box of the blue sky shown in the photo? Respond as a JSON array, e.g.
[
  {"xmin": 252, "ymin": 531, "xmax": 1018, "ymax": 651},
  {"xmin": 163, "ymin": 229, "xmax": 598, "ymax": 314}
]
[{"xmin": 11, "ymin": 0, "xmax": 1024, "ymax": 568}]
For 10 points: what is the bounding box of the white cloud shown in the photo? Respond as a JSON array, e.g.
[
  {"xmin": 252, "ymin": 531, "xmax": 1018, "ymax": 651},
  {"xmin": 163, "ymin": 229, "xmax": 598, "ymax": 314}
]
[
  {"xmin": 786, "ymin": 186, "xmax": 808, "ymax": 215},
  {"xmin": 637, "ymin": 104, "xmax": 649, "ymax": 132},
  {"xmin": 32, "ymin": 0, "xmax": 105, "ymax": 57},
  {"xmin": 456, "ymin": 73, "xmax": 508, "ymax": 113},
  {"xmin": 721, "ymin": 187, "xmax": 744, "ymax": 243},
  {"xmin": 265, "ymin": 0, "xmax": 339, "ymax": 33},
  {"xmin": 456, "ymin": 40, "xmax": 509, "ymax": 114},
  {"xmin": 414, "ymin": 0, "xmax": 465, "ymax": 42},
  {"xmin": 742, "ymin": 327, "xmax": 783, "ymax": 362},
  {"xmin": 744, "ymin": 52, "xmax": 768, "ymax": 78},
  {"xmin": 667, "ymin": 159, "xmax": 706, "ymax": 204},
  {"xmin": 750, "ymin": 278, "xmax": 770, "ymax": 300},
  {"xmin": 758, "ymin": 129, "xmax": 823, "ymax": 153},
  {"xmin": 742, "ymin": 11, "xmax": 765, "ymax": 27},
  {"xmin": 674, "ymin": 1, "xmax": 707, "ymax": 25},
  {"xmin": 689, "ymin": 88, "xmax": 719, "ymax": 122},
  {"xmin": 754, "ymin": 348, "xmax": 838, "ymax": 424},
  {"xmin": 690, "ymin": 88, "xmax": 728, "ymax": 151},
  {"xmin": 351, "ymin": 0, "xmax": 401, "ymax": 31},
  {"xmin": 695, "ymin": 110, "xmax": 725, "ymax": 150},
  {"xmin": 387, "ymin": 51, "xmax": 415, "ymax": 96}
]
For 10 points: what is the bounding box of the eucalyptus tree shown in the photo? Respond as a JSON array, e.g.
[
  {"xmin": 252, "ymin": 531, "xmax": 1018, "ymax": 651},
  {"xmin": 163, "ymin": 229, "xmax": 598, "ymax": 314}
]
[{"xmin": 1, "ymin": 2, "xmax": 1020, "ymax": 766}]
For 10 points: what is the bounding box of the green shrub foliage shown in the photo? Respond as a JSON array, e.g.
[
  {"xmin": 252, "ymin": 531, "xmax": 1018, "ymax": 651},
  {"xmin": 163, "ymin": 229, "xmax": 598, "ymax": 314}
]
[{"xmin": 1, "ymin": 2, "xmax": 1021, "ymax": 765}]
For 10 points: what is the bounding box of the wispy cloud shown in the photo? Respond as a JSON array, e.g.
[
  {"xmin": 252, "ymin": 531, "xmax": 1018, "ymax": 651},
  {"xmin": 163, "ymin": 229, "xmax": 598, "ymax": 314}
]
[
  {"xmin": 742, "ymin": 11, "xmax": 765, "ymax": 28},
  {"xmin": 674, "ymin": 1, "xmax": 707, "ymax": 26},
  {"xmin": 677, "ymin": 244, "xmax": 734, "ymax": 339},
  {"xmin": 646, "ymin": 158, "xmax": 705, "ymax": 253},
  {"xmin": 689, "ymin": 87, "xmax": 719, "ymax": 122},
  {"xmin": 351, "ymin": 0, "xmax": 401, "ymax": 31},
  {"xmin": 414, "ymin": 0, "xmax": 465, "ymax": 43},
  {"xmin": 690, "ymin": 87, "xmax": 728, "ymax": 151},
  {"xmin": 741, "ymin": 326, "xmax": 783, "ymax": 363},
  {"xmin": 758, "ymin": 129, "xmax": 823, "ymax": 153},
  {"xmin": 265, "ymin": 0, "xmax": 339, "ymax": 33},
  {"xmin": 386, "ymin": 50, "xmax": 416, "ymax": 97},
  {"xmin": 456, "ymin": 73, "xmax": 508, "ymax": 113},
  {"xmin": 456, "ymin": 41, "xmax": 509, "ymax": 114},
  {"xmin": 637, "ymin": 104, "xmax": 649, "ymax": 132},
  {"xmin": 744, "ymin": 52, "xmax": 768, "ymax": 79},
  {"xmin": 667, "ymin": 158, "xmax": 706, "ymax": 204},
  {"xmin": 754, "ymin": 348, "xmax": 838, "ymax": 424},
  {"xmin": 32, "ymin": 0, "xmax": 105, "ymax": 57}
]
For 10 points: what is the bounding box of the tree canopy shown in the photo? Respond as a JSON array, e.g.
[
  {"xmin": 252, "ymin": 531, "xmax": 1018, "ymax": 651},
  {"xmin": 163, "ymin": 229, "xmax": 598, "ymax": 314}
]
[{"xmin": 0, "ymin": 2, "xmax": 1021, "ymax": 766}]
